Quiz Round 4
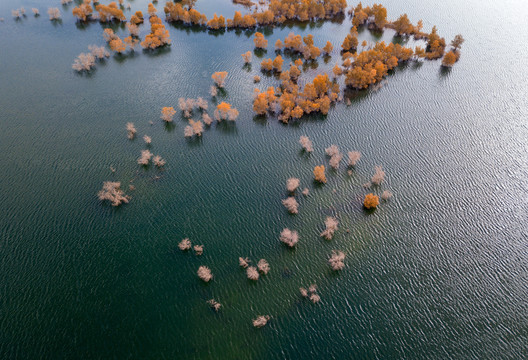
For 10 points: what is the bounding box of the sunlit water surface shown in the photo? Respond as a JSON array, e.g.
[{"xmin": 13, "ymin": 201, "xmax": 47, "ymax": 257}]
[{"xmin": 0, "ymin": 0, "xmax": 527, "ymax": 358}]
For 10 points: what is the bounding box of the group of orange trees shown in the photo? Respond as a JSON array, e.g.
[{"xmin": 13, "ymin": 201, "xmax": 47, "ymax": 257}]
[
  {"xmin": 164, "ymin": 0, "xmax": 348, "ymax": 29},
  {"xmin": 72, "ymin": 1, "xmax": 171, "ymax": 50},
  {"xmin": 72, "ymin": 1, "xmax": 463, "ymax": 119}
]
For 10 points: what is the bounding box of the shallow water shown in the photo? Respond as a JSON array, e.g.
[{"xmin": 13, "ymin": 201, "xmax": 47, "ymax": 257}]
[{"xmin": 1, "ymin": 0, "xmax": 527, "ymax": 359}]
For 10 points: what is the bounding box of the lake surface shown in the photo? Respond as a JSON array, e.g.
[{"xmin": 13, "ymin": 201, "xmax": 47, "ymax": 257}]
[{"xmin": 1, "ymin": 0, "xmax": 527, "ymax": 358}]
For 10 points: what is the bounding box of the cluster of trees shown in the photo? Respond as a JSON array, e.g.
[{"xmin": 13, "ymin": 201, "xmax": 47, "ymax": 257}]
[
  {"xmin": 276, "ymin": 32, "xmax": 323, "ymax": 61},
  {"xmin": 388, "ymin": 13, "xmax": 425, "ymax": 38},
  {"xmin": 96, "ymin": 2, "xmax": 125, "ymax": 22},
  {"xmin": 260, "ymin": 55, "xmax": 284, "ymax": 72},
  {"xmin": 130, "ymin": 10, "xmax": 144, "ymax": 24},
  {"xmin": 141, "ymin": 12, "xmax": 171, "ymax": 49},
  {"xmin": 214, "ymin": 102, "xmax": 239, "ymax": 121},
  {"xmin": 72, "ymin": 0, "xmax": 93, "ymax": 22},
  {"xmin": 184, "ymin": 119, "xmax": 204, "ymax": 137},
  {"xmin": 253, "ymin": 72, "xmax": 338, "ymax": 122},
  {"xmin": 178, "ymin": 238, "xmax": 203, "ymax": 255},
  {"xmin": 163, "ymin": 0, "xmax": 347, "ymax": 30},
  {"xmin": 442, "ymin": 34, "xmax": 465, "ymax": 67},
  {"xmin": 72, "ymin": 45, "xmax": 109, "ymax": 72},
  {"xmin": 299, "ymin": 284, "xmax": 321, "ymax": 303},
  {"xmin": 341, "ymin": 41, "xmax": 415, "ymax": 89},
  {"xmin": 349, "ymin": 2, "xmax": 387, "ymax": 30},
  {"xmin": 325, "ymin": 144, "xmax": 343, "ymax": 169},
  {"xmin": 12, "ymin": 7, "xmax": 25, "ymax": 18},
  {"xmin": 348, "ymin": 3, "xmax": 464, "ymax": 63},
  {"xmin": 98, "ymin": 181, "xmax": 130, "ymax": 206}
]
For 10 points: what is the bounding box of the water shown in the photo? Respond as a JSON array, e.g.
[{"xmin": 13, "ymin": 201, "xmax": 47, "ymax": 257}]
[{"xmin": 1, "ymin": 0, "xmax": 527, "ymax": 358}]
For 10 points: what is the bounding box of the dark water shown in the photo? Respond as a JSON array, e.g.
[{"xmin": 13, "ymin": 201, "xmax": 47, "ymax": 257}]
[{"xmin": 1, "ymin": 0, "xmax": 527, "ymax": 358}]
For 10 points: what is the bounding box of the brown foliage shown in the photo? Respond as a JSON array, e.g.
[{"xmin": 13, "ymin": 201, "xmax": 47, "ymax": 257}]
[{"xmin": 442, "ymin": 51, "xmax": 457, "ymax": 67}]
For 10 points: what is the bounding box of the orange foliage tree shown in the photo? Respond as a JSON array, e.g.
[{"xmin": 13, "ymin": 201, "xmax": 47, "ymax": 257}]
[
  {"xmin": 442, "ymin": 51, "xmax": 457, "ymax": 67},
  {"xmin": 364, "ymin": 193, "xmax": 380, "ymax": 209},
  {"xmin": 96, "ymin": 2, "xmax": 125, "ymax": 22},
  {"xmin": 313, "ymin": 165, "xmax": 326, "ymax": 183},
  {"xmin": 72, "ymin": 0, "xmax": 93, "ymax": 21},
  {"xmin": 140, "ymin": 14, "xmax": 171, "ymax": 49},
  {"xmin": 130, "ymin": 11, "xmax": 144, "ymax": 24},
  {"xmin": 272, "ymin": 55, "xmax": 284, "ymax": 72},
  {"xmin": 254, "ymin": 32, "xmax": 268, "ymax": 49}
]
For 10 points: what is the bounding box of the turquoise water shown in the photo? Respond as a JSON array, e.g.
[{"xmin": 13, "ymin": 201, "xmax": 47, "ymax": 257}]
[{"xmin": 1, "ymin": 0, "xmax": 527, "ymax": 358}]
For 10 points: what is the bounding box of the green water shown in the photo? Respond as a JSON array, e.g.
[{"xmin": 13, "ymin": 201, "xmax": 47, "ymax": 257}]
[{"xmin": 1, "ymin": 0, "xmax": 527, "ymax": 358}]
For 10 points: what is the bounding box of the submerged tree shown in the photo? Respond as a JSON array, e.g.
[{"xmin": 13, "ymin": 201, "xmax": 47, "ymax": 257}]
[
  {"xmin": 313, "ymin": 165, "xmax": 326, "ymax": 183},
  {"xmin": 381, "ymin": 190, "xmax": 393, "ymax": 200},
  {"xmin": 286, "ymin": 178, "xmax": 300, "ymax": 193},
  {"xmin": 450, "ymin": 34, "xmax": 465, "ymax": 51},
  {"xmin": 347, "ymin": 151, "xmax": 361, "ymax": 166},
  {"xmin": 184, "ymin": 119, "xmax": 203, "ymax": 137},
  {"xmin": 161, "ymin": 107, "xmax": 176, "ymax": 122},
  {"xmin": 300, "ymin": 283, "xmax": 320, "ymax": 303},
  {"xmin": 137, "ymin": 149, "xmax": 153, "ymax": 165},
  {"xmin": 320, "ymin": 217, "xmax": 338, "ymax": 240},
  {"xmin": 197, "ymin": 266, "xmax": 213, "ymax": 282},
  {"xmin": 371, "ymin": 165, "xmax": 385, "ymax": 185},
  {"xmin": 126, "ymin": 122, "xmax": 137, "ymax": 139},
  {"xmin": 88, "ymin": 45, "xmax": 110, "ymax": 59},
  {"xmin": 442, "ymin": 51, "xmax": 457, "ymax": 67},
  {"xmin": 152, "ymin": 155, "xmax": 166, "ymax": 167},
  {"xmin": 326, "ymin": 145, "xmax": 342, "ymax": 169},
  {"xmin": 239, "ymin": 257, "xmax": 250, "ymax": 268},
  {"xmin": 282, "ymin": 197, "xmax": 299, "ymax": 214},
  {"xmin": 48, "ymin": 8, "xmax": 61, "ymax": 20},
  {"xmin": 247, "ymin": 266, "xmax": 259, "ymax": 280},
  {"xmin": 280, "ymin": 228, "xmax": 299, "ymax": 247},
  {"xmin": 72, "ymin": 0, "xmax": 93, "ymax": 21},
  {"xmin": 72, "ymin": 53, "xmax": 96, "ymax": 72},
  {"xmin": 98, "ymin": 181, "xmax": 130, "ymax": 206},
  {"xmin": 253, "ymin": 32, "xmax": 268, "ymax": 49},
  {"xmin": 252, "ymin": 315, "xmax": 270, "ymax": 328},
  {"xmin": 193, "ymin": 244, "xmax": 204, "ymax": 255},
  {"xmin": 328, "ymin": 250, "xmax": 345, "ymax": 270},
  {"xmin": 363, "ymin": 193, "xmax": 380, "ymax": 209},
  {"xmin": 257, "ymin": 259, "xmax": 270, "ymax": 275},
  {"xmin": 95, "ymin": 2, "xmax": 125, "ymax": 22},
  {"xmin": 140, "ymin": 14, "xmax": 171, "ymax": 49},
  {"xmin": 242, "ymin": 51, "xmax": 252, "ymax": 63},
  {"xmin": 207, "ymin": 299, "xmax": 221, "ymax": 312},
  {"xmin": 214, "ymin": 102, "xmax": 239, "ymax": 121},
  {"xmin": 211, "ymin": 71, "xmax": 228, "ymax": 88},
  {"xmin": 299, "ymin": 136, "xmax": 313, "ymax": 152},
  {"xmin": 178, "ymin": 238, "xmax": 191, "ymax": 251}
]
